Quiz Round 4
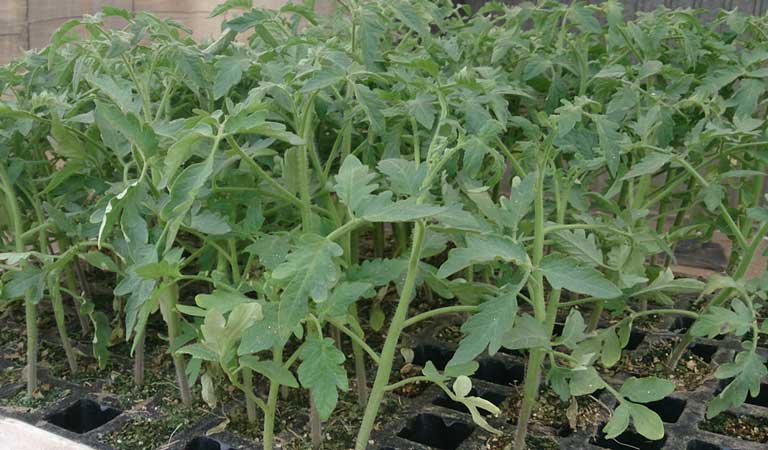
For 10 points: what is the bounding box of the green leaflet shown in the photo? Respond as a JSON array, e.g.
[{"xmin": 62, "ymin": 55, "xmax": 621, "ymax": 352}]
[
  {"xmin": 552, "ymin": 229, "xmax": 604, "ymax": 267},
  {"xmin": 273, "ymin": 234, "xmax": 343, "ymax": 334},
  {"xmin": 406, "ymin": 93, "xmax": 437, "ymax": 129},
  {"xmin": 603, "ymin": 402, "xmax": 665, "ymax": 441},
  {"xmin": 49, "ymin": 116, "xmax": 86, "ymax": 160},
  {"xmin": 334, "ymin": 155, "xmax": 445, "ymax": 222},
  {"xmin": 94, "ymin": 101, "xmax": 157, "ymax": 157},
  {"xmin": 448, "ymin": 283, "xmax": 522, "ymax": 366},
  {"xmin": 621, "ymin": 152, "xmax": 673, "ymax": 180},
  {"xmin": 619, "ymin": 376, "xmax": 676, "ymax": 403},
  {"xmin": 708, "ymin": 351, "xmax": 768, "ymax": 418},
  {"xmin": 213, "ymin": 54, "xmax": 250, "ymax": 100},
  {"xmin": 557, "ymin": 309, "xmax": 586, "ymax": 349},
  {"xmin": 334, "ymin": 155, "xmax": 379, "ymax": 215},
  {"xmin": 298, "ymin": 335, "xmax": 348, "ymax": 420},
  {"xmin": 240, "ymin": 355, "xmax": 299, "ymax": 388},
  {"xmin": 501, "ymin": 314, "xmax": 550, "ymax": 351},
  {"xmin": 540, "ymin": 254, "xmax": 622, "ymax": 299},
  {"xmin": 437, "ymin": 234, "xmax": 527, "ymax": 278},
  {"xmin": 317, "ymin": 282, "xmax": 375, "ymax": 320},
  {"xmin": 239, "ymin": 302, "xmax": 282, "ymax": 355}
]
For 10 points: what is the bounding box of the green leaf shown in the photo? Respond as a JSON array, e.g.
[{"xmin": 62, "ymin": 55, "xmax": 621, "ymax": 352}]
[
  {"xmin": 298, "ymin": 336, "xmax": 348, "ymax": 420},
  {"xmin": 558, "ymin": 309, "xmax": 586, "ymax": 349},
  {"xmin": 569, "ymin": 367, "xmax": 604, "ymax": 396},
  {"xmin": 499, "ymin": 173, "xmax": 537, "ymax": 233},
  {"xmin": 162, "ymin": 129, "xmax": 210, "ymax": 188},
  {"xmin": 210, "ymin": 0, "xmax": 252, "ymax": 17},
  {"xmin": 318, "ymin": 282, "xmax": 374, "ymax": 320},
  {"xmin": 619, "ymin": 376, "xmax": 676, "ymax": 403},
  {"xmin": 239, "ymin": 302, "xmax": 282, "ymax": 355},
  {"xmin": 621, "ymin": 153, "xmax": 672, "ymax": 180},
  {"xmin": 90, "ymin": 310, "xmax": 112, "ymax": 369},
  {"xmin": 635, "ymin": 268, "xmax": 705, "ymax": 297},
  {"xmin": 245, "ymin": 234, "xmax": 291, "ymax": 270},
  {"xmin": 274, "ymin": 235, "xmax": 343, "ymax": 333},
  {"xmin": 190, "ymin": 210, "xmax": 231, "ymax": 235},
  {"xmin": 501, "ymin": 314, "xmax": 550, "ymax": 350},
  {"xmin": 708, "ymin": 351, "xmax": 767, "ymax": 418},
  {"xmin": 196, "ymin": 290, "xmax": 254, "ymax": 314},
  {"xmin": 49, "ymin": 117, "xmax": 86, "ymax": 160},
  {"xmin": 594, "ymin": 115, "xmax": 622, "ymax": 176},
  {"xmin": 601, "ymin": 329, "xmax": 621, "ymax": 367},
  {"xmin": 747, "ymin": 207, "xmax": 768, "ymax": 223},
  {"xmin": 177, "ymin": 343, "xmax": 219, "ymax": 361},
  {"xmin": 361, "ymin": 197, "xmax": 445, "ymax": 222},
  {"xmin": 638, "ymin": 60, "xmax": 663, "ymax": 80},
  {"xmin": 377, "ymin": 159, "xmax": 427, "ymax": 197},
  {"xmin": 94, "ymin": 101, "xmax": 157, "ymax": 157},
  {"xmin": 690, "ymin": 300, "xmax": 752, "ymax": 339},
  {"xmin": 603, "ymin": 403, "xmax": 631, "ymax": 439},
  {"xmin": 701, "ymin": 183, "xmax": 724, "ymax": 212},
  {"xmin": 437, "ymin": 234, "xmax": 527, "ymax": 278},
  {"xmin": 540, "ymin": 254, "xmax": 622, "ymax": 299},
  {"xmin": 390, "ymin": 0, "xmax": 428, "ymax": 36},
  {"xmin": 0, "ymin": 252, "xmax": 37, "ymax": 265},
  {"xmin": 406, "ymin": 93, "xmax": 437, "ymax": 129},
  {"xmin": 134, "ymin": 261, "xmax": 181, "ymax": 280},
  {"xmin": 87, "ymin": 74, "xmax": 137, "ymax": 113},
  {"xmin": 2, "ymin": 266, "xmax": 46, "ymax": 304},
  {"xmin": 80, "ymin": 252, "xmax": 119, "ymax": 272},
  {"xmin": 354, "ymin": 84, "xmax": 385, "ymax": 133},
  {"xmin": 214, "ymin": 55, "xmax": 250, "ymax": 100},
  {"xmin": 449, "ymin": 286, "xmax": 521, "ymax": 366},
  {"xmin": 334, "ymin": 155, "xmax": 378, "ymax": 214},
  {"xmin": 301, "ymin": 66, "xmax": 346, "ymax": 93},
  {"xmin": 627, "ymin": 403, "xmax": 664, "ymax": 440},
  {"xmin": 240, "ymin": 355, "xmax": 299, "ymax": 388},
  {"xmin": 552, "ymin": 229, "xmax": 603, "ymax": 267}
]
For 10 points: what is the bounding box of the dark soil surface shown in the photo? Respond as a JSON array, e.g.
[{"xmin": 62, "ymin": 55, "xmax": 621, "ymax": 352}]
[
  {"xmin": 699, "ymin": 411, "xmax": 768, "ymax": 443},
  {"xmin": 604, "ymin": 338, "xmax": 714, "ymax": 390},
  {"xmin": 503, "ymin": 387, "xmax": 609, "ymax": 436}
]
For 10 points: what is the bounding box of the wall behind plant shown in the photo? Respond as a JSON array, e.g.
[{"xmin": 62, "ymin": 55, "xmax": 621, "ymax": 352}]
[{"xmin": 0, "ymin": 0, "xmax": 335, "ymax": 64}]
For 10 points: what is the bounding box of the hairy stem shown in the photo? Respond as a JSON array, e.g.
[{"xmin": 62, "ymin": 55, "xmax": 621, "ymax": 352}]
[
  {"xmin": 263, "ymin": 347, "xmax": 283, "ymax": 450},
  {"xmin": 514, "ymin": 167, "xmax": 547, "ymax": 450},
  {"xmin": 133, "ymin": 327, "xmax": 146, "ymax": 386},
  {"xmin": 355, "ymin": 221, "xmax": 426, "ymax": 450},
  {"xmin": 0, "ymin": 163, "xmax": 37, "ymax": 396},
  {"xmin": 159, "ymin": 282, "xmax": 192, "ymax": 405},
  {"xmin": 50, "ymin": 271, "xmax": 77, "ymax": 373}
]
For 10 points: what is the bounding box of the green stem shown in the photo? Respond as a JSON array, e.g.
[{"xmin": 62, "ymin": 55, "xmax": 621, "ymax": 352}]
[
  {"xmin": 50, "ymin": 271, "xmax": 77, "ymax": 373},
  {"xmin": 513, "ymin": 166, "xmax": 547, "ymax": 450},
  {"xmin": 227, "ymin": 136, "xmax": 304, "ymax": 209},
  {"xmin": 243, "ymin": 366, "xmax": 256, "ymax": 422},
  {"xmin": 133, "ymin": 327, "xmax": 146, "ymax": 386},
  {"xmin": 159, "ymin": 282, "xmax": 192, "ymax": 405},
  {"xmin": 668, "ymin": 221, "xmax": 768, "ymax": 368},
  {"xmin": 0, "ymin": 163, "xmax": 37, "ymax": 396},
  {"xmin": 263, "ymin": 347, "xmax": 283, "ymax": 450},
  {"xmin": 402, "ymin": 305, "xmax": 479, "ymax": 329},
  {"xmin": 354, "ymin": 221, "xmax": 426, "ymax": 450},
  {"xmin": 329, "ymin": 319, "xmax": 380, "ymax": 363}
]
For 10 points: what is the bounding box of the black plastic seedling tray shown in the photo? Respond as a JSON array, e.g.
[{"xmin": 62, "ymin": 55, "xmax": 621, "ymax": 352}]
[{"xmin": 2, "ymin": 314, "xmax": 767, "ymax": 450}]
